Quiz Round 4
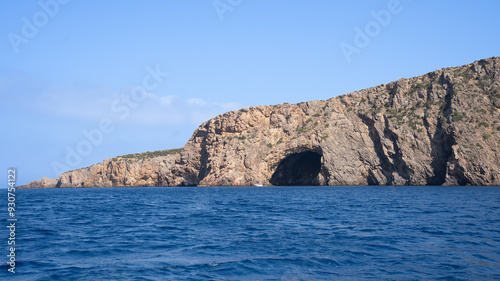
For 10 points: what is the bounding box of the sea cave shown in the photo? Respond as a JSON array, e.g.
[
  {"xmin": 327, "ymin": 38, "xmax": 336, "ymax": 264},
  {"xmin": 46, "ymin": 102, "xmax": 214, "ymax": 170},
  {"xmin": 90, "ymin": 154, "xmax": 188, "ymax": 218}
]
[{"xmin": 270, "ymin": 151, "xmax": 322, "ymax": 186}]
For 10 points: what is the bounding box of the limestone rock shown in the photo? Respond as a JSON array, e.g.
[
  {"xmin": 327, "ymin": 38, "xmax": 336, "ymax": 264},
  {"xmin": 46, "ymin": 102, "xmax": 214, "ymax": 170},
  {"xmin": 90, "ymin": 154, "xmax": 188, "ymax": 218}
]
[
  {"xmin": 20, "ymin": 177, "xmax": 59, "ymax": 189},
  {"xmin": 19, "ymin": 57, "xmax": 500, "ymax": 188}
]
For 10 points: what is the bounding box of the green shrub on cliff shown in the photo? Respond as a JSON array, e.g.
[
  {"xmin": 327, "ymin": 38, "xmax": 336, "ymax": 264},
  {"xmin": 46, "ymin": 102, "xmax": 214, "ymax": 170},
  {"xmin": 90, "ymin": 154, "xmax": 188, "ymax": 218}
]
[
  {"xmin": 479, "ymin": 122, "xmax": 489, "ymax": 128},
  {"xmin": 297, "ymin": 127, "xmax": 309, "ymax": 134},
  {"xmin": 119, "ymin": 148, "xmax": 184, "ymax": 160}
]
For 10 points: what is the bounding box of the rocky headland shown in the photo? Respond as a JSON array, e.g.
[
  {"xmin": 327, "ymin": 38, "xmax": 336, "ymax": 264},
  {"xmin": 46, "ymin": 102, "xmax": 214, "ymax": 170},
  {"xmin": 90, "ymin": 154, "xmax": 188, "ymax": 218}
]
[{"xmin": 21, "ymin": 57, "xmax": 500, "ymax": 188}]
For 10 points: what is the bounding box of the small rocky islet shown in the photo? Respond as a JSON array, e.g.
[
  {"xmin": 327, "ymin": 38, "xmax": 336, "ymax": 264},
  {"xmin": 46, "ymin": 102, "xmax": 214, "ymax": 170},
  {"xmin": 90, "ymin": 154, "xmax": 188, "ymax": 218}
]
[{"xmin": 21, "ymin": 57, "xmax": 500, "ymax": 188}]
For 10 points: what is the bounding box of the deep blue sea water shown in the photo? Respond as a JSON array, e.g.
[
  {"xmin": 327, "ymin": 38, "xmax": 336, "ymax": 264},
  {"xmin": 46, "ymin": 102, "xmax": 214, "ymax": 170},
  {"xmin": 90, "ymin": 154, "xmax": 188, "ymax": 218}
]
[{"xmin": 1, "ymin": 186, "xmax": 499, "ymax": 280}]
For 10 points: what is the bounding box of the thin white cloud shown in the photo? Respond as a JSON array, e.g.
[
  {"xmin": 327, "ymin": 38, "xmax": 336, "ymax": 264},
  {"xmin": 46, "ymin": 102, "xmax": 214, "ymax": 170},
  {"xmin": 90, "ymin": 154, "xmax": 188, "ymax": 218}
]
[
  {"xmin": 30, "ymin": 84, "xmax": 243, "ymax": 127},
  {"xmin": 35, "ymin": 85, "xmax": 116, "ymax": 121},
  {"xmin": 159, "ymin": 95, "xmax": 177, "ymax": 106},
  {"xmin": 186, "ymin": 98, "xmax": 206, "ymax": 107},
  {"xmin": 136, "ymin": 94, "xmax": 243, "ymax": 126}
]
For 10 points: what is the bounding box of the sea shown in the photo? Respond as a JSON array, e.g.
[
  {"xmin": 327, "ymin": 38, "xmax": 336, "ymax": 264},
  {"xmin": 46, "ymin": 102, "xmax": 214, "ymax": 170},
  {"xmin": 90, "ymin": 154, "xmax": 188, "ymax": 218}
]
[{"xmin": 1, "ymin": 186, "xmax": 499, "ymax": 280}]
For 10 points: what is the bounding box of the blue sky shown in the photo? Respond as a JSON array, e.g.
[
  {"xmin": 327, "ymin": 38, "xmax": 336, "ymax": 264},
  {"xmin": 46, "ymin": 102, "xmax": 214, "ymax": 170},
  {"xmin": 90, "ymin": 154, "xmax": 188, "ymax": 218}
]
[{"xmin": 1, "ymin": 0, "xmax": 499, "ymax": 185}]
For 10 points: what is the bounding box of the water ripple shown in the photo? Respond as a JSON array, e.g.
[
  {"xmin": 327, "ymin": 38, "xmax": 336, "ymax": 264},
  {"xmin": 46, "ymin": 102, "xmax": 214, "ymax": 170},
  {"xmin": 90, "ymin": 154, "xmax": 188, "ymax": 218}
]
[{"xmin": 1, "ymin": 186, "xmax": 499, "ymax": 280}]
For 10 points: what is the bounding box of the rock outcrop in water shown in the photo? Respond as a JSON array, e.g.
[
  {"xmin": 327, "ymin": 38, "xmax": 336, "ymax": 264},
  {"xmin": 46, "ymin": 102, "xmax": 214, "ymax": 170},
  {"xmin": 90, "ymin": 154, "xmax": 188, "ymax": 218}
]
[{"xmin": 20, "ymin": 57, "xmax": 500, "ymax": 188}]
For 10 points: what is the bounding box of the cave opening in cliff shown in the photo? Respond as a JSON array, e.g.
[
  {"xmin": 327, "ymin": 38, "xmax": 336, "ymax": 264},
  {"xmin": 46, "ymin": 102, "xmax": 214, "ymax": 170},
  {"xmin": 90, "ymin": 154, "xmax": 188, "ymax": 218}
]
[{"xmin": 270, "ymin": 151, "xmax": 322, "ymax": 186}]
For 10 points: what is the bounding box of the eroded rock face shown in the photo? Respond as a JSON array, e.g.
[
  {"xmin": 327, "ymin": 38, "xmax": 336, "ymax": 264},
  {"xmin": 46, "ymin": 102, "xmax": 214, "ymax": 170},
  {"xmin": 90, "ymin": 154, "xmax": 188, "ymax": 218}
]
[
  {"xmin": 20, "ymin": 57, "xmax": 500, "ymax": 188},
  {"xmin": 20, "ymin": 177, "xmax": 58, "ymax": 189}
]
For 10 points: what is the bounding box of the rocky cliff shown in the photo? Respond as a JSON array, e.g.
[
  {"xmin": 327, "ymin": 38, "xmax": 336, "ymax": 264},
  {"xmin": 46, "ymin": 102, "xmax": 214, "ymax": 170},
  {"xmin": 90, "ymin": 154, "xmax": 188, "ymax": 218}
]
[{"xmin": 21, "ymin": 57, "xmax": 500, "ymax": 188}]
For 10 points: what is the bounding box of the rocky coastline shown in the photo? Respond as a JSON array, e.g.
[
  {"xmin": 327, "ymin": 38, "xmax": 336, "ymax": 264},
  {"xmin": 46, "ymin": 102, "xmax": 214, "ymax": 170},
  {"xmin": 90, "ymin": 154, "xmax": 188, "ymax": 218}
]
[{"xmin": 20, "ymin": 57, "xmax": 500, "ymax": 188}]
